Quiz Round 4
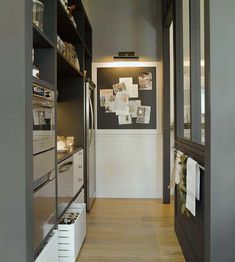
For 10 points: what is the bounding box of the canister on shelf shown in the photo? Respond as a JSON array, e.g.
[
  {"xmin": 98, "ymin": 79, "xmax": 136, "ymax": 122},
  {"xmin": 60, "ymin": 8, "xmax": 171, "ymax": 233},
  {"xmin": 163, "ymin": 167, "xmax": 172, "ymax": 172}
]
[{"xmin": 33, "ymin": 0, "xmax": 44, "ymax": 31}]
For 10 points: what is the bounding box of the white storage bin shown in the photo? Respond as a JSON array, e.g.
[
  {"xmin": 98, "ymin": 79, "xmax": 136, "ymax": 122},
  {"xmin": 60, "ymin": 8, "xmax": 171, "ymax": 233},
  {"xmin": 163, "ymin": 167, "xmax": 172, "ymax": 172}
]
[
  {"xmin": 35, "ymin": 230, "xmax": 59, "ymax": 262},
  {"xmin": 58, "ymin": 203, "xmax": 86, "ymax": 262}
]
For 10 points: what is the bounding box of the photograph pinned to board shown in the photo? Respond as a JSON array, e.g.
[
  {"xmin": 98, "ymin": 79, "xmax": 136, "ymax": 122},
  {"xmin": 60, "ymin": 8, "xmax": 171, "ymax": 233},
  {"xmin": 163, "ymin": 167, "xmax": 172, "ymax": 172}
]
[
  {"xmin": 119, "ymin": 77, "xmax": 133, "ymax": 86},
  {"xmin": 128, "ymin": 100, "xmax": 141, "ymax": 118},
  {"xmin": 105, "ymin": 93, "xmax": 116, "ymax": 113},
  {"xmin": 127, "ymin": 84, "xmax": 139, "ymax": 98},
  {"xmin": 116, "ymin": 91, "xmax": 130, "ymax": 103},
  {"xmin": 118, "ymin": 115, "xmax": 132, "ymax": 125},
  {"xmin": 119, "ymin": 77, "xmax": 138, "ymax": 98},
  {"xmin": 112, "ymin": 82, "xmax": 127, "ymax": 94},
  {"xmin": 136, "ymin": 106, "xmax": 151, "ymax": 124},
  {"xmin": 100, "ymin": 89, "xmax": 114, "ymax": 107},
  {"xmin": 115, "ymin": 100, "xmax": 129, "ymax": 116},
  {"xmin": 138, "ymin": 72, "xmax": 152, "ymax": 90}
]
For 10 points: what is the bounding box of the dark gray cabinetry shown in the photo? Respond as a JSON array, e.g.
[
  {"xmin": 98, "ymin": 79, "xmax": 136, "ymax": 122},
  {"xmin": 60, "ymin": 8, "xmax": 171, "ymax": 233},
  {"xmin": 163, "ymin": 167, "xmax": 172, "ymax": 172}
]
[{"xmin": 0, "ymin": 0, "xmax": 92, "ymax": 261}]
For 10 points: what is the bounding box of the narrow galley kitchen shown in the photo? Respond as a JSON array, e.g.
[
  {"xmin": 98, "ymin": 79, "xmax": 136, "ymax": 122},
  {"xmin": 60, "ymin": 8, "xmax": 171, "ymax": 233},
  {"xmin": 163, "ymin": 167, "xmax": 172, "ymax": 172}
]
[
  {"xmin": 78, "ymin": 0, "xmax": 184, "ymax": 261},
  {"xmin": 0, "ymin": 0, "xmax": 193, "ymax": 261}
]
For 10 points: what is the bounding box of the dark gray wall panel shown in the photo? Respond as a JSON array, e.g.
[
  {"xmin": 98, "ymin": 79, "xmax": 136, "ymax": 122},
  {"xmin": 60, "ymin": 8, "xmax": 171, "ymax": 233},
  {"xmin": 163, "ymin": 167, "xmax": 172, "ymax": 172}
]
[
  {"xmin": 0, "ymin": 0, "xmax": 33, "ymax": 261},
  {"xmin": 206, "ymin": 1, "xmax": 235, "ymax": 261}
]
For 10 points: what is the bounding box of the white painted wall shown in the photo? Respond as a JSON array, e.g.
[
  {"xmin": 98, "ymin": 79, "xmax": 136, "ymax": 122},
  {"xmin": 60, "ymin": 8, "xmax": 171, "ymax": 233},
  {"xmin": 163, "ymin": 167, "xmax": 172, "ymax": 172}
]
[{"xmin": 93, "ymin": 62, "xmax": 163, "ymax": 199}]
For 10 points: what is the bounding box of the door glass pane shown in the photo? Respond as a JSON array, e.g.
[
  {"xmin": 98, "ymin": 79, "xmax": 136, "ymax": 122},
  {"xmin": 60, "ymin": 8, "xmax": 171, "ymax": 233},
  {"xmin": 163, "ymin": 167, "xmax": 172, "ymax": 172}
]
[
  {"xmin": 200, "ymin": 0, "xmax": 205, "ymax": 144},
  {"xmin": 183, "ymin": 0, "xmax": 191, "ymax": 139}
]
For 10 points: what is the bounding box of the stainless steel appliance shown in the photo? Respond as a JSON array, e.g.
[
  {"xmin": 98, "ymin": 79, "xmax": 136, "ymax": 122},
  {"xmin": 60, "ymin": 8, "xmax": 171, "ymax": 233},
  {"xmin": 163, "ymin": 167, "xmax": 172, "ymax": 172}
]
[
  {"xmin": 85, "ymin": 80, "xmax": 96, "ymax": 211},
  {"xmin": 32, "ymin": 82, "xmax": 56, "ymax": 254},
  {"xmin": 33, "ymin": 83, "xmax": 55, "ymax": 155},
  {"xmin": 33, "ymin": 82, "xmax": 55, "ymax": 189}
]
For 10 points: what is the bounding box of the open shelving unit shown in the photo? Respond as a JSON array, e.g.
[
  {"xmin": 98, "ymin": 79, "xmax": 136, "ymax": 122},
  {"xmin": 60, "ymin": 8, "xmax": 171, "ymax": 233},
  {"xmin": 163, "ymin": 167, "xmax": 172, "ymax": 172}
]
[
  {"xmin": 0, "ymin": 0, "xmax": 92, "ymax": 261},
  {"xmin": 33, "ymin": 25, "xmax": 55, "ymax": 49},
  {"xmin": 33, "ymin": 0, "xmax": 57, "ymax": 87},
  {"xmin": 57, "ymin": 0, "xmax": 92, "ymax": 144},
  {"xmin": 32, "ymin": 0, "xmax": 92, "ymax": 259},
  {"xmin": 57, "ymin": 50, "xmax": 83, "ymax": 77}
]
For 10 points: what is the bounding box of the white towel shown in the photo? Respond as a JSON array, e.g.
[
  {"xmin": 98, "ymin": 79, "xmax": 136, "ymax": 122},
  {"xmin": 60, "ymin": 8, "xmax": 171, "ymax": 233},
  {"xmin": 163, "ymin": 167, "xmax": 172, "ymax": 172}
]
[
  {"xmin": 169, "ymin": 151, "xmax": 183, "ymax": 188},
  {"xmin": 185, "ymin": 157, "xmax": 200, "ymax": 216}
]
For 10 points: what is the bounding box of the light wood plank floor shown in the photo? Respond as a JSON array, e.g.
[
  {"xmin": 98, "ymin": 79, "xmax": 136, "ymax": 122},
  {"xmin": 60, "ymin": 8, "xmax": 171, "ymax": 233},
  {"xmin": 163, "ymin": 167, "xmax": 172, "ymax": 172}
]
[{"xmin": 77, "ymin": 199, "xmax": 185, "ymax": 262}]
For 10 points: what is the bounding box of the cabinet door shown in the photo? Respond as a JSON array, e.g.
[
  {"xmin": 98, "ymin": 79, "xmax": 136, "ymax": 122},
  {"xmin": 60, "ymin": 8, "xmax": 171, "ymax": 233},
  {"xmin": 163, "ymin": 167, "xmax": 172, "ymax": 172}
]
[{"xmin": 73, "ymin": 149, "xmax": 84, "ymax": 195}]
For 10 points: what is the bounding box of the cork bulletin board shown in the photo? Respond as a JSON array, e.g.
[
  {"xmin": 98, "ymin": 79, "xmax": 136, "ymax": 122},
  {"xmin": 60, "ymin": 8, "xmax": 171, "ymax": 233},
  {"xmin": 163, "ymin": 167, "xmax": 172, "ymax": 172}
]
[
  {"xmin": 97, "ymin": 66, "xmax": 157, "ymax": 129},
  {"xmin": 97, "ymin": 67, "xmax": 157, "ymax": 129}
]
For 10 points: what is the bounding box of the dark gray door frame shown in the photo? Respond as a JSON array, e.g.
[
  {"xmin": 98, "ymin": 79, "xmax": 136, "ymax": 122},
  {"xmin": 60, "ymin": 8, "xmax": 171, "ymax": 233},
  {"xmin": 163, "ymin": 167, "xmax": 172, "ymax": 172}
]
[
  {"xmin": 162, "ymin": 0, "xmax": 174, "ymax": 204},
  {"xmin": 190, "ymin": 0, "xmax": 202, "ymax": 142}
]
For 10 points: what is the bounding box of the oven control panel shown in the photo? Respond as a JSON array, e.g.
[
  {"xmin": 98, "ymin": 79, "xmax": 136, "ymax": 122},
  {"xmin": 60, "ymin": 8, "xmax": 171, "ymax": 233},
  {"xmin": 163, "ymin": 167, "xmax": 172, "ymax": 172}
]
[{"xmin": 33, "ymin": 83, "xmax": 55, "ymax": 101}]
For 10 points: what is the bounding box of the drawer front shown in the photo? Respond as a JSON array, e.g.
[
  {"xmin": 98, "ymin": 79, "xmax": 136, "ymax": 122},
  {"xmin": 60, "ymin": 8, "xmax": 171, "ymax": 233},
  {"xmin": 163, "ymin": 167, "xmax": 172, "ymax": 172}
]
[
  {"xmin": 57, "ymin": 157, "xmax": 74, "ymax": 218},
  {"xmin": 33, "ymin": 149, "xmax": 55, "ymax": 183},
  {"xmin": 33, "ymin": 136, "xmax": 55, "ymax": 155},
  {"xmin": 73, "ymin": 150, "xmax": 83, "ymax": 195},
  {"xmin": 33, "ymin": 179, "xmax": 56, "ymax": 253}
]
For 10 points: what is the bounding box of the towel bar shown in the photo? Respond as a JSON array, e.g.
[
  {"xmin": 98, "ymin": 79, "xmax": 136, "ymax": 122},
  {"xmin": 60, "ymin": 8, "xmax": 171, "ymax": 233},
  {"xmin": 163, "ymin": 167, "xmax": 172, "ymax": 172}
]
[{"xmin": 173, "ymin": 148, "xmax": 205, "ymax": 171}]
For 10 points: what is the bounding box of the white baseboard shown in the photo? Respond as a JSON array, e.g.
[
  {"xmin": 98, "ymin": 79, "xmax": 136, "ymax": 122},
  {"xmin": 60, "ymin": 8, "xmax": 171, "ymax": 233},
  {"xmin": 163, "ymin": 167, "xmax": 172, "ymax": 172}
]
[{"xmin": 96, "ymin": 185, "xmax": 162, "ymax": 198}]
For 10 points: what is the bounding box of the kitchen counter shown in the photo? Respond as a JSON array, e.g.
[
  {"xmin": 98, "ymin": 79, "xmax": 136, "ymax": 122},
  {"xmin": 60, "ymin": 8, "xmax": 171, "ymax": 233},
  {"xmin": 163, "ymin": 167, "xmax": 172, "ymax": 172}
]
[{"xmin": 57, "ymin": 146, "xmax": 83, "ymax": 163}]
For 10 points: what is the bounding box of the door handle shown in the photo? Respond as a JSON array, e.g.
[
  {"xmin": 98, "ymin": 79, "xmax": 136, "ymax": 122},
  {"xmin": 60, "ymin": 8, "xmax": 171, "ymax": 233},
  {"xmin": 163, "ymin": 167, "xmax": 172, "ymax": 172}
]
[
  {"xmin": 88, "ymin": 96, "xmax": 94, "ymax": 147},
  {"xmin": 59, "ymin": 161, "xmax": 73, "ymax": 173}
]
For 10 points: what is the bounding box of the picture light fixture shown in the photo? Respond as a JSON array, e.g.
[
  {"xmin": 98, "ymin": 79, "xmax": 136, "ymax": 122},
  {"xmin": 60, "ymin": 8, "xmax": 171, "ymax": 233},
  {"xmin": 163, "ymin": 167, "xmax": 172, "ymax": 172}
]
[{"xmin": 113, "ymin": 51, "xmax": 139, "ymax": 60}]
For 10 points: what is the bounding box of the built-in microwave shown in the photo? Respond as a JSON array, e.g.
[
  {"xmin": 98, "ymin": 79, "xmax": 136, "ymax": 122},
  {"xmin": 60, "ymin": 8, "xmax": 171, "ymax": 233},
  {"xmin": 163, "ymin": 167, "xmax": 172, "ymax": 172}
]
[{"xmin": 33, "ymin": 83, "xmax": 55, "ymax": 155}]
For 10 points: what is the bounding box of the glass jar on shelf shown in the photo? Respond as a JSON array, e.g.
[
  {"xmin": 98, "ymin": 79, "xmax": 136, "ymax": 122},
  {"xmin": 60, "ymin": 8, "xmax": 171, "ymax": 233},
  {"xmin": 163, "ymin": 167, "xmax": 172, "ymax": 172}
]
[{"xmin": 33, "ymin": 0, "xmax": 44, "ymax": 31}]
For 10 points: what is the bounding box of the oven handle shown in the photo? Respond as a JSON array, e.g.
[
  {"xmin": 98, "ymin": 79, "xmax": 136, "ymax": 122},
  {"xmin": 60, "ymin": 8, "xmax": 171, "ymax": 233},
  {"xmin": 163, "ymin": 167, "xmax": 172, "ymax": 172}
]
[
  {"xmin": 33, "ymin": 100, "xmax": 54, "ymax": 108},
  {"xmin": 59, "ymin": 161, "xmax": 73, "ymax": 173}
]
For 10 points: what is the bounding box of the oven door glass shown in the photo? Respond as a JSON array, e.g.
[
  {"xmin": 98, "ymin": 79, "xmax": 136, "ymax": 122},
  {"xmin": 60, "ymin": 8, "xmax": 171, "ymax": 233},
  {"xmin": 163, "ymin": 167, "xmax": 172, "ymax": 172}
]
[
  {"xmin": 33, "ymin": 96, "xmax": 55, "ymax": 132},
  {"xmin": 33, "ymin": 95, "xmax": 55, "ymax": 154}
]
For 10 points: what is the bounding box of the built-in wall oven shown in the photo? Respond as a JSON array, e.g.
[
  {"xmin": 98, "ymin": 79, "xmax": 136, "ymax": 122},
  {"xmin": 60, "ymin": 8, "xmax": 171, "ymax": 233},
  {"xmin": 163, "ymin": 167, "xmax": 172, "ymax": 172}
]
[
  {"xmin": 33, "ymin": 83, "xmax": 55, "ymax": 154},
  {"xmin": 32, "ymin": 82, "xmax": 56, "ymax": 255}
]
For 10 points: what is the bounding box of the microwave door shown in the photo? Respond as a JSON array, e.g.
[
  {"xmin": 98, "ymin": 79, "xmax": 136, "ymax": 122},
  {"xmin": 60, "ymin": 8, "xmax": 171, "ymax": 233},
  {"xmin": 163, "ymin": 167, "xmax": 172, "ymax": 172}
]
[{"xmin": 33, "ymin": 99, "xmax": 55, "ymax": 131}]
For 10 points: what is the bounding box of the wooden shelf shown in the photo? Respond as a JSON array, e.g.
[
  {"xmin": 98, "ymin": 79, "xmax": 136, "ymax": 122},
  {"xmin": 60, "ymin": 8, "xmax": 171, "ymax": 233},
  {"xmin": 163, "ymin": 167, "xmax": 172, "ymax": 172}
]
[
  {"xmin": 32, "ymin": 76, "xmax": 55, "ymax": 90},
  {"xmin": 57, "ymin": 50, "xmax": 83, "ymax": 78},
  {"xmin": 33, "ymin": 25, "xmax": 55, "ymax": 49},
  {"xmin": 57, "ymin": 0, "xmax": 83, "ymax": 44}
]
